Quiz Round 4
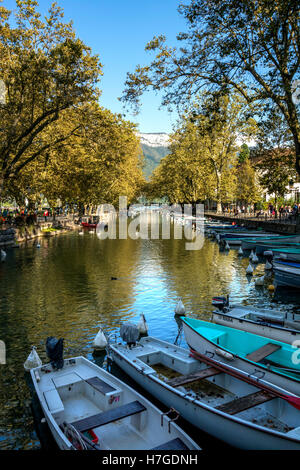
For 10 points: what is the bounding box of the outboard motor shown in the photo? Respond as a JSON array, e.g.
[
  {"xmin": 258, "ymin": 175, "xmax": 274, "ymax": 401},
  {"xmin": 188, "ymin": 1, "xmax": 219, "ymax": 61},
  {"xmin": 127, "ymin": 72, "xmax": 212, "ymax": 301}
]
[
  {"xmin": 212, "ymin": 295, "xmax": 229, "ymax": 312},
  {"xmin": 46, "ymin": 337, "xmax": 64, "ymax": 370},
  {"xmin": 120, "ymin": 323, "xmax": 140, "ymax": 348}
]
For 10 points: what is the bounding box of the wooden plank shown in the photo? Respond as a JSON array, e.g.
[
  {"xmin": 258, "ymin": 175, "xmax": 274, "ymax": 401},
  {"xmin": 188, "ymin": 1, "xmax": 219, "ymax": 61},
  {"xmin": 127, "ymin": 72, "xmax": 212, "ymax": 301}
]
[
  {"xmin": 86, "ymin": 376, "xmax": 116, "ymax": 395},
  {"xmin": 166, "ymin": 367, "xmax": 221, "ymax": 387},
  {"xmin": 151, "ymin": 438, "xmax": 190, "ymax": 450},
  {"xmin": 215, "ymin": 390, "xmax": 275, "ymax": 415},
  {"xmin": 246, "ymin": 343, "xmax": 281, "ymax": 363},
  {"xmin": 71, "ymin": 400, "xmax": 146, "ymax": 433}
]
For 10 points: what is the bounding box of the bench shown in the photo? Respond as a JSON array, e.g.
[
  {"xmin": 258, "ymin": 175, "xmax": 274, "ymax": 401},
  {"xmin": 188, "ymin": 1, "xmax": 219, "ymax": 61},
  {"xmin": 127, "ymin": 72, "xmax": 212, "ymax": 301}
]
[
  {"xmin": 167, "ymin": 367, "xmax": 221, "ymax": 387},
  {"xmin": 44, "ymin": 389, "xmax": 64, "ymax": 415},
  {"xmin": 215, "ymin": 390, "xmax": 275, "ymax": 415},
  {"xmin": 85, "ymin": 376, "xmax": 116, "ymax": 395},
  {"xmin": 71, "ymin": 400, "xmax": 146, "ymax": 433},
  {"xmin": 151, "ymin": 438, "xmax": 190, "ymax": 450},
  {"xmin": 246, "ymin": 343, "xmax": 281, "ymax": 363}
]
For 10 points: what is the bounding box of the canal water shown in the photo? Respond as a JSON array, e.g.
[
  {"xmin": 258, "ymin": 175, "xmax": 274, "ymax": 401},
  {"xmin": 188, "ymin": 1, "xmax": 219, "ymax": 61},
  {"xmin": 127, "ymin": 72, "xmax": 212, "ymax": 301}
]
[{"xmin": 0, "ymin": 223, "xmax": 299, "ymax": 449}]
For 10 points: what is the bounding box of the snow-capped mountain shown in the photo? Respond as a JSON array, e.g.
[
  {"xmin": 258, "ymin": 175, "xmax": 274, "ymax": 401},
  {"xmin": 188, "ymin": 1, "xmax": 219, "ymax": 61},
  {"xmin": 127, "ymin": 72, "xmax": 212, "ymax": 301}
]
[{"xmin": 139, "ymin": 132, "xmax": 170, "ymax": 148}]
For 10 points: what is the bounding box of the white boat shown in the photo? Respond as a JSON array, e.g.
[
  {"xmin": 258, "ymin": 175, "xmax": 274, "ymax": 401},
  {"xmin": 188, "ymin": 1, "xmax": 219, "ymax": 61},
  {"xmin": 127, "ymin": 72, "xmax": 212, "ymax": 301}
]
[
  {"xmin": 30, "ymin": 356, "xmax": 200, "ymax": 450},
  {"xmin": 109, "ymin": 336, "xmax": 300, "ymax": 450},
  {"xmin": 211, "ymin": 298, "xmax": 300, "ymax": 344},
  {"xmin": 182, "ymin": 318, "xmax": 300, "ymax": 396}
]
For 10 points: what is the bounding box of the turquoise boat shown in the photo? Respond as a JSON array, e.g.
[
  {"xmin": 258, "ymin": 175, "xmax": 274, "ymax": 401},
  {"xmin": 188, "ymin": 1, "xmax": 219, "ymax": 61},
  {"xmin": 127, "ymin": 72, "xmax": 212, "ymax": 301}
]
[{"xmin": 182, "ymin": 317, "xmax": 300, "ymax": 396}]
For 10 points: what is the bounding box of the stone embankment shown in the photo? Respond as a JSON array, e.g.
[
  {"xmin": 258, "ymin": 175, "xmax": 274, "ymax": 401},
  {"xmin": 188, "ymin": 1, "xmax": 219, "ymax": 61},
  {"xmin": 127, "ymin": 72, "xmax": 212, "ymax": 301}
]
[{"xmin": 0, "ymin": 217, "xmax": 77, "ymax": 247}]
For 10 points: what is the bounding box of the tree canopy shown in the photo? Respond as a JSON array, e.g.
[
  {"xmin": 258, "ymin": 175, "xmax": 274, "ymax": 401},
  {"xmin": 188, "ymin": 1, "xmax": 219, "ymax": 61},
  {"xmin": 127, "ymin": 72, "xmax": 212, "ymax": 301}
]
[
  {"xmin": 0, "ymin": 1, "xmax": 145, "ymax": 208},
  {"xmin": 122, "ymin": 0, "xmax": 300, "ymax": 174}
]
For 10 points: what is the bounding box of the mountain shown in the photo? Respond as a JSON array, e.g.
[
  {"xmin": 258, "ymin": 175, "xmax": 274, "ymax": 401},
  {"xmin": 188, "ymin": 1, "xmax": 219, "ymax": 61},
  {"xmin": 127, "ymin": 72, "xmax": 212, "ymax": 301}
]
[{"xmin": 139, "ymin": 133, "xmax": 170, "ymax": 179}]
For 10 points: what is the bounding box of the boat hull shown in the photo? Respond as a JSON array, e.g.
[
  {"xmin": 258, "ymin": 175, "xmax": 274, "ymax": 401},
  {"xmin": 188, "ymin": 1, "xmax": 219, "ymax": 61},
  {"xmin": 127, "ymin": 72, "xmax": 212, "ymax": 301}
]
[{"xmin": 274, "ymin": 264, "xmax": 300, "ymax": 289}]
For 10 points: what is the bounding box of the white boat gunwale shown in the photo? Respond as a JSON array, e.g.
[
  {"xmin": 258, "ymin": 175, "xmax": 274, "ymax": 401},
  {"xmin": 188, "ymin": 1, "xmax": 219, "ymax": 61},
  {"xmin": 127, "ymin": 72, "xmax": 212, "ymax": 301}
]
[{"xmin": 109, "ymin": 337, "xmax": 300, "ymax": 445}]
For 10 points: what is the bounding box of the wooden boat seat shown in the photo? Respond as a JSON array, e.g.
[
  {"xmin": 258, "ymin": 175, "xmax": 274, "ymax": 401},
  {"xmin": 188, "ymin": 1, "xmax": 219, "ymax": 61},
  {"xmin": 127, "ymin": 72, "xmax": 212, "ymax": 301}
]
[
  {"xmin": 215, "ymin": 390, "xmax": 275, "ymax": 415},
  {"xmin": 85, "ymin": 376, "xmax": 116, "ymax": 395},
  {"xmin": 151, "ymin": 438, "xmax": 190, "ymax": 450},
  {"xmin": 44, "ymin": 389, "xmax": 64, "ymax": 415},
  {"xmin": 167, "ymin": 367, "xmax": 221, "ymax": 387},
  {"xmin": 71, "ymin": 400, "xmax": 146, "ymax": 433},
  {"xmin": 246, "ymin": 343, "xmax": 281, "ymax": 363}
]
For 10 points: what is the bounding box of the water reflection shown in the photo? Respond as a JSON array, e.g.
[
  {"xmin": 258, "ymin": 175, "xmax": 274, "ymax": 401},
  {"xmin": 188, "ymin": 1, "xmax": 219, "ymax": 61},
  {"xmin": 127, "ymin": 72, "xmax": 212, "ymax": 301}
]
[{"xmin": 0, "ymin": 226, "xmax": 300, "ymax": 448}]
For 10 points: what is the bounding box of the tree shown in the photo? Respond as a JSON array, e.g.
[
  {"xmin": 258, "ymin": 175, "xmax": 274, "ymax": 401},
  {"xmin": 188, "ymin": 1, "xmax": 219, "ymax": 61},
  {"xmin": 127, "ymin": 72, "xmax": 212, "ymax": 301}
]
[
  {"xmin": 235, "ymin": 157, "xmax": 260, "ymax": 207},
  {"xmin": 7, "ymin": 103, "xmax": 145, "ymax": 209},
  {"xmin": 121, "ymin": 0, "xmax": 300, "ymax": 175},
  {"xmin": 146, "ymin": 92, "xmax": 256, "ymax": 211},
  {"xmin": 0, "ymin": 0, "xmax": 102, "ymax": 193},
  {"xmin": 252, "ymin": 108, "xmax": 295, "ymax": 207}
]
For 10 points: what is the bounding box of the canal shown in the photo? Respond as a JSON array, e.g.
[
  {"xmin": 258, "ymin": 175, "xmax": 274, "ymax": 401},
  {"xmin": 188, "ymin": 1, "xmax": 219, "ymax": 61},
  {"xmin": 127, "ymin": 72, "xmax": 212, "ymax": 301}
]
[{"xmin": 0, "ymin": 223, "xmax": 299, "ymax": 449}]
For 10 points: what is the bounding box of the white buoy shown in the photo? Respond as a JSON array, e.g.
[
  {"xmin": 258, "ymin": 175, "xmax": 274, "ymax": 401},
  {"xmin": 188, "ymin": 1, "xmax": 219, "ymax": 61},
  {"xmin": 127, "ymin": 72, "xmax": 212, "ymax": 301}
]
[
  {"xmin": 24, "ymin": 346, "xmax": 42, "ymax": 371},
  {"xmin": 174, "ymin": 299, "xmax": 186, "ymax": 316},
  {"xmin": 238, "ymin": 247, "xmax": 243, "ymax": 256},
  {"xmin": 36, "ymin": 243, "xmax": 40, "ymax": 248},
  {"xmin": 246, "ymin": 263, "xmax": 254, "ymax": 275},
  {"xmin": 265, "ymin": 260, "xmax": 273, "ymax": 270},
  {"xmin": 249, "ymin": 250, "xmax": 254, "ymax": 261},
  {"xmin": 79, "ymin": 232, "xmax": 84, "ymax": 235},
  {"xmin": 252, "ymin": 253, "xmax": 259, "ymax": 263},
  {"xmin": 1, "ymin": 249, "xmax": 6, "ymax": 260},
  {"xmin": 255, "ymin": 275, "xmax": 265, "ymax": 286},
  {"xmin": 92, "ymin": 327, "xmax": 107, "ymax": 350},
  {"xmin": 137, "ymin": 314, "xmax": 148, "ymax": 334}
]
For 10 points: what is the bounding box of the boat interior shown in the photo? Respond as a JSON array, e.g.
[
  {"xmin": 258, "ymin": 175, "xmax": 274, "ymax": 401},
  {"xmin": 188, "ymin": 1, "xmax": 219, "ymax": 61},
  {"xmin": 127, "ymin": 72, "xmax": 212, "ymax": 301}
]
[
  {"xmin": 114, "ymin": 337, "xmax": 300, "ymax": 439},
  {"xmin": 38, "ymin": 358, "xmax": 188, "ymax": 450},
  {"xmin": 184, "ymin": 319, "xmax": 300, "ymax": 373}
]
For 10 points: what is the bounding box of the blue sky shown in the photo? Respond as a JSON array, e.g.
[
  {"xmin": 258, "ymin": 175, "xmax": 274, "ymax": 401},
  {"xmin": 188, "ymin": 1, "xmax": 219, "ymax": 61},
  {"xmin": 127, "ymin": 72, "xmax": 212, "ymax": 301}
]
[{"xmin": 5, "ymin": 0, "xmax": 187, "ymax": 133}]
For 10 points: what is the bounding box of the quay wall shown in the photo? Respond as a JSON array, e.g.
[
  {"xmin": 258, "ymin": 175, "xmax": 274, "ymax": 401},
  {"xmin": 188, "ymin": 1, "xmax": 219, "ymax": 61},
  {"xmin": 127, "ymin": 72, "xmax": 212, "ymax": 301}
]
[{"xmin": 0, "ymin": 217, "xmax": 77, "ymax": 247}]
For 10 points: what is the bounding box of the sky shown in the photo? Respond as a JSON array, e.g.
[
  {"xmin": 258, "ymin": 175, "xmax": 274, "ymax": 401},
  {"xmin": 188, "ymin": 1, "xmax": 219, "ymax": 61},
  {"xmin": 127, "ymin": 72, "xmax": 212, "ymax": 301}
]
[{"xmin": 4, "ymin": 0, "xmax": 187, "ymax": 134}]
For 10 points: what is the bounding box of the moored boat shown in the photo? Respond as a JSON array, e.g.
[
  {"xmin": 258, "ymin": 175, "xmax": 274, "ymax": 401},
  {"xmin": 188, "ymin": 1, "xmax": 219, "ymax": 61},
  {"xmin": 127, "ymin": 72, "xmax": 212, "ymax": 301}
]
[
  {"xmin": 241, "ymin": 236, "xmax": 300, "ymax": 253},
  {"xmin": 181, "ymin": 317, "xmax": 300, "ymax": 396},
  {"xmin": 31, "ymin": 355, "xmax": 200, "ymax": 450},
  {"xmin": 109, "ymin": 335, "xmax": 300, "ymax": 450},
  {"xmin": 211, "ymin": 298, "xmax": 300, "ymax": 344},
  {"xmin": 273, "ymin": 260, "xmax": 300, "ymax": 289},
  {"xmin": 271, "ymin": 247, "xmax": 300, "ymax": 262},
  {"xmin": 218, "ymin": 233, "xmax": 281, "ymax": 246}
]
